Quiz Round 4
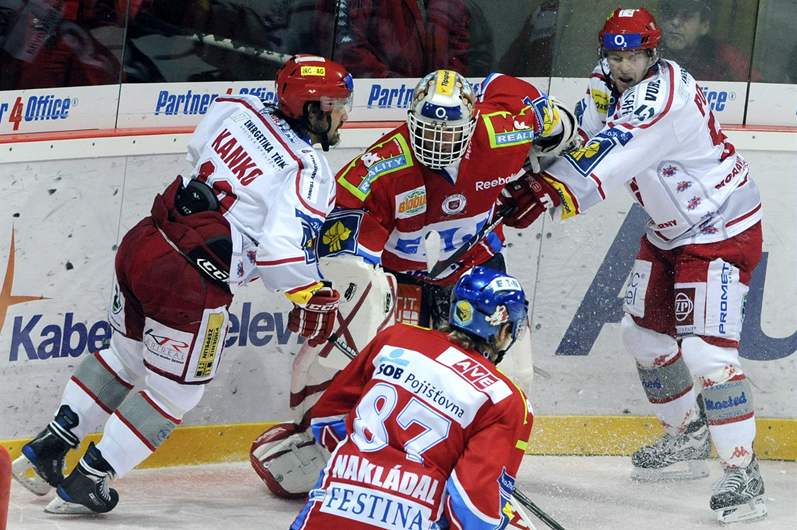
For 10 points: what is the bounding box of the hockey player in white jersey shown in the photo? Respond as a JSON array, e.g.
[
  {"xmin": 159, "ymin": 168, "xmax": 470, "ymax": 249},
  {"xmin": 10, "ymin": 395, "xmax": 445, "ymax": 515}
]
[
  {"xmin": 11, "ymin": 54, "xmax": 353, "ymax": 515},
  {"xmin": 498, "ymin": 8, "xmax": 766, "ymax": 525}
]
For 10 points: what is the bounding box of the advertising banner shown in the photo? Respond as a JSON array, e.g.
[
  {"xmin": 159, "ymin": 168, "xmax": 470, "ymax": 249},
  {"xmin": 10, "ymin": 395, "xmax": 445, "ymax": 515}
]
[{"xmin": 0, "ymin": 86, "xmax": 117, "ymax": 135}]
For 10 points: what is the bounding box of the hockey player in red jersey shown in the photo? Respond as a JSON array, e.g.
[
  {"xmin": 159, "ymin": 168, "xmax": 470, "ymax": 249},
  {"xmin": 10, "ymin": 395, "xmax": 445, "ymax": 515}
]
[
  {"xmin": 291, "ymin": 266, "xmax": 533, "ymax": 530},
  {"xmin": 328, "ymin": 69, "xmax": 579, "ymax": 328},
  {"xmin": 499, "ymin": 8, "xmax": 766, "ymax": 524},
  {"xmin": 249, "ymin": 69, "xmax": 579, "ymax": 499},
  {"xmin": 11, "ymin": 55, "xmax": 353, "ymax": 515}
]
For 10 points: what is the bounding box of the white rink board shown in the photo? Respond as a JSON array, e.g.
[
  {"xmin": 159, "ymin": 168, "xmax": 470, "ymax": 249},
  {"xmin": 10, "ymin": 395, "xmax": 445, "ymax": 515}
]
[
  {"xmin": 0, "ymin": 76, "xmax": 760, "ymax": 136},
  {"xmin": 0, "ymin": 149, "xmax": 795, "ymax": 439},
  {"xmin": 0, "ymin": 85, "xmax": 118, "ymax": 135}
]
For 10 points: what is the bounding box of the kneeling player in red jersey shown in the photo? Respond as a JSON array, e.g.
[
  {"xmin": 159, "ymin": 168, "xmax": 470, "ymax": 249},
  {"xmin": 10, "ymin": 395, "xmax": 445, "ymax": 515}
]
[{"xmin": 291, "ymin": 266, "xmax": 533, "ymax": 530}]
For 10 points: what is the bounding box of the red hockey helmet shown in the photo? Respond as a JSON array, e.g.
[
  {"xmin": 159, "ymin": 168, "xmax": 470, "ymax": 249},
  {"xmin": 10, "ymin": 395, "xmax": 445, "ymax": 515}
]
[
  {"xmin": 275, "ymin": 55, "xmax": 353, "ymax": 119},
  {"xmin": 598, "ymin": 8, "xmax": 661, "ymax": 53}
]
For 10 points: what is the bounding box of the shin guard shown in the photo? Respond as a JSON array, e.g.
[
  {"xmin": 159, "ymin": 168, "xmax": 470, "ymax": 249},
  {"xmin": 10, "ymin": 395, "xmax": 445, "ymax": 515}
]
[
  {"xmin": 636, "ymin": 352, "xmax": 699, "ymax": 433},
  {"xmin": 96, "ymin": 391, "xmax": 180, "ymax": 477},
  {"xmin": 63, "ymin": 352, "xmax": 135, "ymax": 440},
  {"xmin": 702, "ymin": 375, "xmax": 756, "ymax": 467}
]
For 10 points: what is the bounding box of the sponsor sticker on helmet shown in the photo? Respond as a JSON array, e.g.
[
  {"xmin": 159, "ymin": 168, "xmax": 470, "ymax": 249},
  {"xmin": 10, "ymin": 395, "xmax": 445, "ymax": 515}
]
[
  {"xmin": 435, "ymin": 70, "xmax": 456, "ymax": 96},
  {"xmin": 300, "ymin": 66, "xmax": 326, "ymax": 76}
]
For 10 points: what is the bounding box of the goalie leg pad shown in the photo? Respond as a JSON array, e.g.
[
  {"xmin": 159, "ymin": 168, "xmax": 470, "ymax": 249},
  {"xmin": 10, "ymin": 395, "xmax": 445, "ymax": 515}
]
[
  {"xmin": 250, "ymin": 422, "xmax": 329, "ymax": 499},
  {"xmin": 316, "ymin": 255, "xmax": 396, "ymax": 370}
]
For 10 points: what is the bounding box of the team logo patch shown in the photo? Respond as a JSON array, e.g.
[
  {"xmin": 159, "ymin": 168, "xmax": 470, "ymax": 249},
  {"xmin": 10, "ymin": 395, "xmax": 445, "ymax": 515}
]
[
  {"xmin": 660, "ymin": 164, "xmax": 679, "ymax": 177},
  {"xmin": 396, "ymin": 186, "xmax": 427, "ymax": 218},
  {"xmin": 486, "ymin": 305, "xmax": 509, "ymax": 326},
  {"xmin": 687, "ymin": 196, "xmax": 702, "ymax": 210},
  {"xmin": 317, "ymin": 210, "xmax": 363, "ymax": 258},
  {"xmin": 295, "ymin": 209, "xmax": 323, "ymax": 264},
  {"xmin": 322, "ymin": 221, "xmax": 352, "ymax": 253},
  {"xmin": 565, "ymin": 127, "xmax": 633, "ymax": 176},
  {"xmin": 674, "ymin": 289, "xmax": 695, "ymax": 323},
  {"xmin": 442, "ymin": 193, "xmax": 467, "ymax": 215},
  {"xmin": 454, "ymin": 301, "xmax": 474, "ymax": 325}
]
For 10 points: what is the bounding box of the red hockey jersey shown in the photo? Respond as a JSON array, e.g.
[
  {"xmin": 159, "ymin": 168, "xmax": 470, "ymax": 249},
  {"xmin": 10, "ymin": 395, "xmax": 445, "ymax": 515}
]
[
  {"xmin": 292, "ymin": 324, "xmax": 533, "ymax": 530},
  {"xmin": 323, "ymin": 74, "xmax": 562, "ymax": 285}
]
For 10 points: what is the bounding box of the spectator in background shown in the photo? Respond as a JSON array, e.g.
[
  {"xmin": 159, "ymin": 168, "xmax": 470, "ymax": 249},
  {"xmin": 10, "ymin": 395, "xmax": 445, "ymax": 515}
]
[
  {"xmin": 788, "ymin": 41, "xmax": 797, "ymax": 83},
  {"xmin": 322, "ymin": 0, "xmax": 473, "ymax": 78},
  {"xmin": 658, "ymin": 0, "xmax": 760, "ymax": 82},
  {"xmin": 0, "ymin": 0, "xmax": 126, "ymax": 90},
  {"xmin": 498, "ymin": 0, "xmax": 557, "ymax": 77}
]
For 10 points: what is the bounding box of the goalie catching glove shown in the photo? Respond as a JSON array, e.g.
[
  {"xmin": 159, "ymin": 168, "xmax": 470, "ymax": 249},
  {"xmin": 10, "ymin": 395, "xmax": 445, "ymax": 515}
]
[
  {"xmin": 286, "ymin": 281, "xmax": 340, "ymax": 346},
  {"xmin": 527, "ymin": 98, "xmax": 585, "ymax": 173},
  {"xmin": 498, "ymin": 172, "xmax": 562, "ymax": 229}
]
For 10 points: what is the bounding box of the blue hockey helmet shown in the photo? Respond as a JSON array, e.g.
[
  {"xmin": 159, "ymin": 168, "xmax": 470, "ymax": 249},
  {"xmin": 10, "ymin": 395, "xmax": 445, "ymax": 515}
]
[{"xmin": 449, "ymin": 267, "xmax": 529, "ymax": 355}]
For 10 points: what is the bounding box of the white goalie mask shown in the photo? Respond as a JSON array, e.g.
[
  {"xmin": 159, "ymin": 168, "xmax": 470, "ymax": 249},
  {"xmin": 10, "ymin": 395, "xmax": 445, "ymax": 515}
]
[{"xmin": 407, "ymin": 70, "xmax": 478, "ymax": 170}]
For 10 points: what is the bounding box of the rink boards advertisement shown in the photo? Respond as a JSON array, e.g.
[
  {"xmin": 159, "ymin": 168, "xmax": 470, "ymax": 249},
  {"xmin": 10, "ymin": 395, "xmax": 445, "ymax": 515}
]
[
  {"xmin": 1, "ymin": 77, "xmax": 788, "ymax": 136},
  {"xmin": 0, "ymin": 149, "xmax": 795, "ymax": 441}
]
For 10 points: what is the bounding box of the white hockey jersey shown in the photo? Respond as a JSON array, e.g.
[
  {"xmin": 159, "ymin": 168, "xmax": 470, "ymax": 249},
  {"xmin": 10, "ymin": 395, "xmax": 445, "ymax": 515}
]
[
  {"xmin": 185, "ymin": 95, "xmax": 336, "ymax": 293},
  {"xmin": 545, "ymin": 59, "xmax": 761, "ymax": 249}
]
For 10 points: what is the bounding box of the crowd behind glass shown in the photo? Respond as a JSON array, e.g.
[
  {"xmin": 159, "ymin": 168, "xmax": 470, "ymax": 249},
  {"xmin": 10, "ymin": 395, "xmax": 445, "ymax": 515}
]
[{"xmin": 0, "ymin": 0, "xmax": 795, "ymax": 91}]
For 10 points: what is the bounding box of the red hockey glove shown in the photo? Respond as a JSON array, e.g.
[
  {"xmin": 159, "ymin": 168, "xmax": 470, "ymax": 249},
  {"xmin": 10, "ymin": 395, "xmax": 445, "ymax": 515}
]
[
  {"xmin": 498, "ymin": 172, "xmax": 561, "ymax": 229},
  {"xmin": 287, "ymin": 284, "xmax": 340, "ymax": 347}
]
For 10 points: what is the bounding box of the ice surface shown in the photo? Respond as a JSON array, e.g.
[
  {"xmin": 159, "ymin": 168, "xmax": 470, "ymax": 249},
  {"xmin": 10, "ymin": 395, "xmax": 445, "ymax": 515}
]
[{"xmin": 7, "ymin": 456, "xmax": 796, "ymax": 529}]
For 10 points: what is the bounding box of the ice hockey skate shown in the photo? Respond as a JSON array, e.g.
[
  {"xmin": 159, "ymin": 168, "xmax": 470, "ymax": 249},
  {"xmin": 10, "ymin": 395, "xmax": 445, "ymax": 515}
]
[
  {"xmin": 710, "ymin": 455, "xmax": 767, "ymax": 525},
  {"xmin": 12, "ymin": 405, "xmax": 79, "ymax": 495},
  {"xmin": 631, "ymin": 418, "xmax": 710, "ymax": 481},
  {"xmin": 45, "ymin": 442, "xmax": 119, "ymax": 514}
]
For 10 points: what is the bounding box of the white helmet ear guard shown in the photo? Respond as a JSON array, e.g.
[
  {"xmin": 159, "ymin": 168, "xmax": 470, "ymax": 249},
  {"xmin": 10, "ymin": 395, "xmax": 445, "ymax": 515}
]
[{"xmin": 407, "ymin": 70, "xmax": 478, "ymax": 170}]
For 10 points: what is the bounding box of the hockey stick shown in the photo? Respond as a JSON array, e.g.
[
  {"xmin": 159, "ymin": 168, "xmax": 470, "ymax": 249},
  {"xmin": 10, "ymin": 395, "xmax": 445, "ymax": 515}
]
[
  {"xmin": 428, "ymin": 205, "xmax": 514, "ymax": 279},
  {"xmin": 327, "ymin": 333, "xmax": 357, "ymax": 360},
  {"xmin": 512, "ymin": 488, "xmax": 566, "ymax": 530},
  {"xmin": 190, "ymin": 34, "xmax": 292, "ymax": 65}
]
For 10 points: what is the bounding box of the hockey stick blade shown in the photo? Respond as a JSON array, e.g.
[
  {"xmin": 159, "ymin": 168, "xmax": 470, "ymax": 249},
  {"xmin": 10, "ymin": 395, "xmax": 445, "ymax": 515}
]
[
  {"xmin": 327, "ymin": 334, "xmax": 358, "ymax": 360},
  {"xmin": 428, "ymin": 205, "xmax": 513, "ymax": 279},
  {"xmin": 191, "ymin": 34, "xmax": 291, "ymax": 65},
  {"xmin": 512, "ymin": 488, "xmax": 566, "ymax": 530}
]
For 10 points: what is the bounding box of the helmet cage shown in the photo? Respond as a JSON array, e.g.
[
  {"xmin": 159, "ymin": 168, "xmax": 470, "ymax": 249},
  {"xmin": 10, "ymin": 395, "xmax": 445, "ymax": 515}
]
[{"xmin": 407, "ymin": 70, "xmax": 478, "ymax": 170}]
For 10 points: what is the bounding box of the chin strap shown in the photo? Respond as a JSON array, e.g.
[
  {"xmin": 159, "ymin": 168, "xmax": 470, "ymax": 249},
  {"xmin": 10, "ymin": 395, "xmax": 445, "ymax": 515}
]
[{"xmin": 304, "ymin": 111, "xmax": 333, "ymax": 151}]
